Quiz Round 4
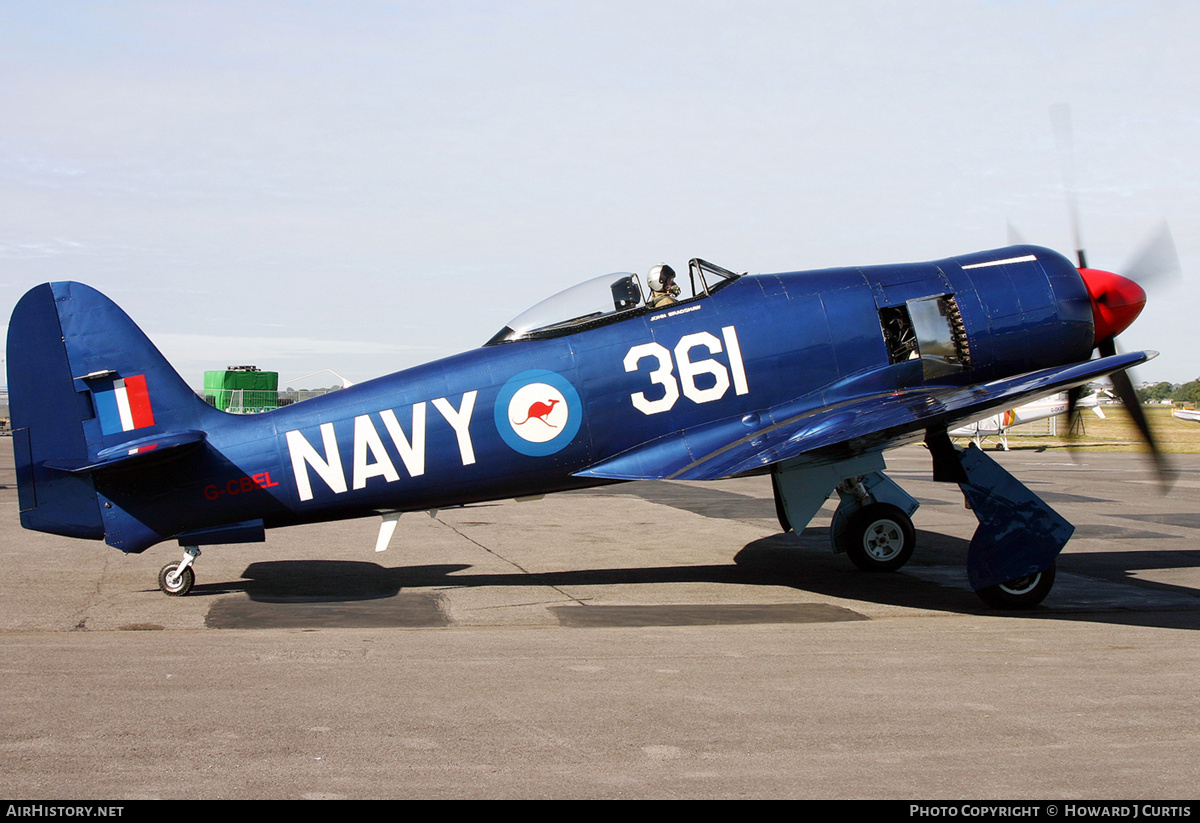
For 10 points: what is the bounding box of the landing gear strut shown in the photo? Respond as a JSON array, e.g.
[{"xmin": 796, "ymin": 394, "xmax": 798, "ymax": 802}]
[
  {"xmin": 830, "ymin": 473, "xmax": 920, "ymax": 573},
  {"xmin": 929, "ymin": 431, "xmax": 1071, "ymax": 609},
  {"xmin": 772, "ymin": 454, "xmax": 921, "ymax": 574},
  {"xmin": 771, "ymin": 442, "xmax": 1068, "ymax": 610},
  {"xmin": 158, "ymin": 546, "xmax": 200, "ymax": 596}
]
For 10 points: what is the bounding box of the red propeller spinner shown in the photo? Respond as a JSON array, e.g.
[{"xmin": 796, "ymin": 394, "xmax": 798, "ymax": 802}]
[{"xmin": 1078, "ymin": 267, "xmax": 1146, "ymax": 348}]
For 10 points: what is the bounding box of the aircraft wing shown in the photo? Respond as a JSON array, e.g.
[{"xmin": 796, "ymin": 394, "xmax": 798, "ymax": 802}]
[{"xmin": 576, "ymin": 351, "xmax": 1151, "ymax": 482}]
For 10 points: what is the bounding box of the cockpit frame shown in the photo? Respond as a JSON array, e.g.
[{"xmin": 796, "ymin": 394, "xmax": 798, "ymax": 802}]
[{"xmin": 485, "ymin": 258, "xmax": 740, "ymax": 345}]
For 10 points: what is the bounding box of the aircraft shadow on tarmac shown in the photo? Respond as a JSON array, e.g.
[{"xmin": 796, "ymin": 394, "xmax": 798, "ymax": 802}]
[
  {"xmin": 739, "ymin": 531, "xmax": 1200, "ymax": 630},
  {"xmin": 190, "ymin": 527, "xmax": 1200, "ymax": 631}
]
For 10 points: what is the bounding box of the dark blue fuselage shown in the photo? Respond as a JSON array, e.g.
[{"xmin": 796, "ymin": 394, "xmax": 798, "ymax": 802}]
[
  {"xmin": 183, "ymin": 245, "xmax": 1092, "ymax": 536},
  {"xmin": 8, "ymin": 246, "xmax": 1095, "ymax": 553}
]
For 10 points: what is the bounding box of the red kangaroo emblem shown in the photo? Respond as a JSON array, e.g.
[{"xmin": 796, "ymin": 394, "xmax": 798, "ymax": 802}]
[{"xmin": 512, "ymin": 399, "xmax": 561, "ymax": 428}]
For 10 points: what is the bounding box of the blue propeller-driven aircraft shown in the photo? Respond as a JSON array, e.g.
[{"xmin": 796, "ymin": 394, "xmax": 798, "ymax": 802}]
[{"xmin": 7, "ymin": 244, "xmax": 1164, "ymax": 608}]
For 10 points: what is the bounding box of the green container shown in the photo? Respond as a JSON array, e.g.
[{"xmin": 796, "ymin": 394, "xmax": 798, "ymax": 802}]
[{"xmin": 203, "ymin": 366, "xmax": 279, "ymax": 413}]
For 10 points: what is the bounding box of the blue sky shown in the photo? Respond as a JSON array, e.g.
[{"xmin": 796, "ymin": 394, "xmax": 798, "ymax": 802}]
[{"xmin": 2, "ymin": 1, "xmax": 1197, "ymax": 386}]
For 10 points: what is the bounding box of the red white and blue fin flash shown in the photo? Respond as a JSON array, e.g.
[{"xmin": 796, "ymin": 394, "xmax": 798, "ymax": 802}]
[{"xmin": 95, "ymin": 375, "xmax": 156, "ymax": 435}]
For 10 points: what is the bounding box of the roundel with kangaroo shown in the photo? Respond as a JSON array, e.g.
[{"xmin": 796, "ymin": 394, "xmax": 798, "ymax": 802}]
[{"xmin": 495, "ymin": 369, "xmax": 583, "ymax": 456}]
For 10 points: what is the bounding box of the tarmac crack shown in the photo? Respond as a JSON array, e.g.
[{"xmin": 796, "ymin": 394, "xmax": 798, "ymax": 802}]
[
  {"xmin": 434, "ymin": 518, "xmax": 590, "ymax": 606},
  {"xmin": 69, "ymin": 553, "xmax": 119, "ymax": 631}
]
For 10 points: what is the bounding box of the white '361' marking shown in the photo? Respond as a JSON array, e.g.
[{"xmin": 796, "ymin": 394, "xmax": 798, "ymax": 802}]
[{"xmin": 623, "ymin": 326, "xmax": 748, "ymax": 416}]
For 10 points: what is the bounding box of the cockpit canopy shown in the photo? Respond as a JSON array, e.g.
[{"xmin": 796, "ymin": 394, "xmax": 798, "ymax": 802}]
[{"xmin": 486, "ymin": 258, "xmax": 740, "ymax": 345}]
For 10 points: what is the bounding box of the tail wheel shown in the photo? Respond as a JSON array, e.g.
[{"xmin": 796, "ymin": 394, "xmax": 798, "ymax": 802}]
[
  {"xmin": 976, "ymin": 563, "xmax": 1056, "ymax": 610},
  {"xmin": 158, "ymin": 562, "xmax": 195, "ymax": 597},
  {"xmin": 842, "ymin": 503, "xmax": 915, "ymax": 572}
]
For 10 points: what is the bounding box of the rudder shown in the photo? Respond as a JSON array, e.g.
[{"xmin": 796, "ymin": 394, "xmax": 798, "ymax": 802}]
[{"xmin": 7, "ymin": 282, "xmax": 220, "ymax": 545}]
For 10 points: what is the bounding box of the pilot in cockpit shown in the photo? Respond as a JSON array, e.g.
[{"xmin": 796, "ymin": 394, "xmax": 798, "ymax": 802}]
[{"xmin": 647, "ymin": 263, "xmax": 681, "ymax": 308}]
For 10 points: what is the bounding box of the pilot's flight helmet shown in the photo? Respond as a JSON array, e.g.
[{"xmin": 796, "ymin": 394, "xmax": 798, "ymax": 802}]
[{"xmin": 648, "ymin": 263, "xmax": 676, "ymax": 292}]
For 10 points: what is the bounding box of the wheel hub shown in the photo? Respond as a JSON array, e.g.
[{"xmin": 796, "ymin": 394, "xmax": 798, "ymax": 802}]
[
  {"xmin": 864, "ymin": 520, "xmax": 903, "ymax": 561},
  {"xmin": 999, "ymin": 572, "xmax": 1041, "ymax": 595}
]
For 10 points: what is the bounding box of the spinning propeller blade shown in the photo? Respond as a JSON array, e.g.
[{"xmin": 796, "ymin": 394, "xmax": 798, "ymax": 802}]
[
  {"xmin": 1123, "ymin": 221, "xmax": 1182, "ymax": 288},
  {"xmin": 1050, "ymin": 104, "xmax": 1174, "ymax": 486},
  {"xmin": 1051, "ymin": 103, "xmax": 1087, "ymax": 268},
  {"xmin": 1105, "ymin": 348, "xmax": 1171, "ymax": 487}
]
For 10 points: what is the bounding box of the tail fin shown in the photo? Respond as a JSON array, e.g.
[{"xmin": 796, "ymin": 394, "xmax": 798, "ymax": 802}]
[{"xmin": 8, "ymin": 282, "xmax": 220, "ymax": 548}]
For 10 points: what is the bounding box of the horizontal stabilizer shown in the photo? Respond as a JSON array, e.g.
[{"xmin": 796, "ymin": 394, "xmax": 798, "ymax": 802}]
[{"xmin": 42, "ymin": 430, "xmax": 207, "ymax": 474}]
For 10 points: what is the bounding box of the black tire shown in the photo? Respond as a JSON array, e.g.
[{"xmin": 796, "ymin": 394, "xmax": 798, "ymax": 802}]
[
  {"xmin": 158, "ymin": 562, "xmax": 195, "ymax": 597},
  {"xmin": 976, "ymin": 563, "xmax": 1056, "ymax": 610},
  {"xmin": 771, "ymin": 473, "xmax": 791, "ymax": 533},
  {"xmin": 842, "ymin": 503, "xmax": 915, "ymax": 572}
]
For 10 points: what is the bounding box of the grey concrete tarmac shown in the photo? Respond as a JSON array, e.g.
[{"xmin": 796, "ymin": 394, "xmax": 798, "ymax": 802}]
[{"xmin": 2, "ymin": 439, "xmax": 1199, "ymax": 799}]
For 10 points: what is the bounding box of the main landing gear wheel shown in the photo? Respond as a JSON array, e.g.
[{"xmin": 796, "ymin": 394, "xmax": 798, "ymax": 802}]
[
  {"xmin": 976, "ymin": 563, "xmax": 1056, "ymax": 610},
  {"xmin": 843, "ymin": 503, "xmax": 916, "ymax": 573},
  {"xmin": 158, "ymin": 562, "xmax": 195, "ymax": 597}
]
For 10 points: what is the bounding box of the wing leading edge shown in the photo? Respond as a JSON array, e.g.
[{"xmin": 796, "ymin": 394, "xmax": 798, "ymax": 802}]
[{"xmin": 576, "ymin": 351, "xmax": 1152, "ymax": 482}]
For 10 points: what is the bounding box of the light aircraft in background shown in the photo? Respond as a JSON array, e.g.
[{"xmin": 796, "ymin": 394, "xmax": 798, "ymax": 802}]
[
  {"xmin": 951, "ymin": 390, "xmax": 1107, "ymax": 451},
  {"xmin": 7, "ymin": 240, "xmax": 1169, "ymax": 610},
  {"xmin": 1173, "ymin": 408, "xmax": 1200, "ymax": 422}
]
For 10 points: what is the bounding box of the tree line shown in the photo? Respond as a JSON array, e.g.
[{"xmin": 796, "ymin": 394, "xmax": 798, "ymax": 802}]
[{"xmin": 1137, "ymin": 381, "xmax": 1200, "ymax": 405}]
